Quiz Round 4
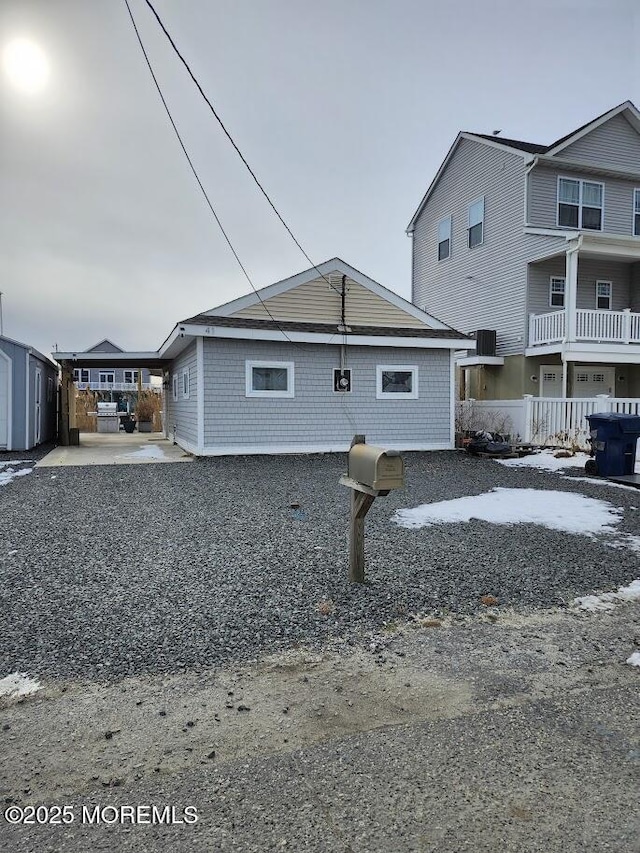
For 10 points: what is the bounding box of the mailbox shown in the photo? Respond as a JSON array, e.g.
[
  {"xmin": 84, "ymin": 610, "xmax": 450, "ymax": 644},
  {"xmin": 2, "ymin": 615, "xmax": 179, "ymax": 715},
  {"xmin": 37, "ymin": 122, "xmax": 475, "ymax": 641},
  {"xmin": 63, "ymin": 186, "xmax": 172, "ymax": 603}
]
[{"xmin": 348, "ymin": 444, "xmax": 404, "ymax": 491}]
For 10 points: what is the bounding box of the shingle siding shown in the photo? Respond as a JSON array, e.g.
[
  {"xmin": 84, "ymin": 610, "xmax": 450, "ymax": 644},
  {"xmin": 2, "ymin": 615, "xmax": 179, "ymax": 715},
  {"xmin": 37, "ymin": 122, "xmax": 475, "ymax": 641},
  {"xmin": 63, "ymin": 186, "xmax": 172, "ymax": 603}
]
[
  {"xmin": 202, "ymin": 338, "xmax": 451, "ymax": 450},
  {"xmin": 166, "ymin": 342, "xmax": 198, "ymax": 448},
  {"xmin": 553, "ymin": 114, "xmax": 640, "ymax": 170}
]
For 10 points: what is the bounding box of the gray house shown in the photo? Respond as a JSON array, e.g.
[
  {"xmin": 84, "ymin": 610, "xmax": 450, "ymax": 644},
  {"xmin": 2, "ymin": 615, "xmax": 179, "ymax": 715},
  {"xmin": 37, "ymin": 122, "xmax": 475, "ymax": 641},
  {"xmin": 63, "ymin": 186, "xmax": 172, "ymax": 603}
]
[
  {"xmin": 160, "ymin": 259, "xmax": 469, "ymax": 455},
  {"xmin": 0, "ymin": 334, "xmax": 58, "ymax": 451},
  {"xmin": 71, "ymin": 339, "xmax": 153, "ymax": 391},
  {"xmin": 408, "ymin": 100, "xmax": 640, "ymax": 401}
]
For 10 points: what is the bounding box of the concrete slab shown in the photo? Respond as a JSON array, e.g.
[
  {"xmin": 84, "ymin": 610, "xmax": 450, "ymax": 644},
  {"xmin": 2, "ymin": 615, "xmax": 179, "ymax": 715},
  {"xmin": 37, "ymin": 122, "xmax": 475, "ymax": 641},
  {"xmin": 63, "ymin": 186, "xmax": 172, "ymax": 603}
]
[{"xmin": 35, "ymin": 432, "xmax": 194, "ymax": 467}]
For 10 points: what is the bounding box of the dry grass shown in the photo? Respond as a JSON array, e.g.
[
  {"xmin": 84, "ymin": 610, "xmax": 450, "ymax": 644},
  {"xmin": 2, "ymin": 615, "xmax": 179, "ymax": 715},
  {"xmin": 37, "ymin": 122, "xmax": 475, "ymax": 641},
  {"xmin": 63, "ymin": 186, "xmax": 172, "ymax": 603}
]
[
  {"xmin": 74, "ymin": 388, "xmax": 163, "ymax": 433},
  {"xmin": 75, "ymin": 390, "xmax": 98, "ymax": 432},
  {"xmin": 136, "ymin": 389, "xmax": 163, "ymax": 431}
]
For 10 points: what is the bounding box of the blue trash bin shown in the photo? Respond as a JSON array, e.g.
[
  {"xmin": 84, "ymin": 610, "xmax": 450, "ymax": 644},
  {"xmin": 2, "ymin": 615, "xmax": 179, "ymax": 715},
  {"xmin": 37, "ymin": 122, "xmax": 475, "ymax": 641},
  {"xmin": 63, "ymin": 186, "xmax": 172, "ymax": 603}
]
[{"xmin": 585, "ymin": 412, "xmax": 640, "ymax": 477}]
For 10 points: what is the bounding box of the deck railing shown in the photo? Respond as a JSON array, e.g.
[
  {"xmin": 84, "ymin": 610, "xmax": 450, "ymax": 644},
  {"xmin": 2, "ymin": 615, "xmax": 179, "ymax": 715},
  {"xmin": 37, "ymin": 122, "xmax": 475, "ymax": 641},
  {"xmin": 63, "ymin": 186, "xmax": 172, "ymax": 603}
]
[
  {"xmin": 75, "ymin": 382, "xmax": 159, "ymax": 392},
  {"xmin": 529, "ymin": 308, "xmax": 640, "ymax": 346}
]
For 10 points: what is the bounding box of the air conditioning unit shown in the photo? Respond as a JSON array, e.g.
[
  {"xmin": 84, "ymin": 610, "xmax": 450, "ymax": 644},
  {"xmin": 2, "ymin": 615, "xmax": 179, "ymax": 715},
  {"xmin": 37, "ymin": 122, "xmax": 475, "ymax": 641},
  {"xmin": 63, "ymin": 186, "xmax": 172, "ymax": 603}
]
[{"xmin": 475, "ymin": 329, "xmax": 496, "ymax": 357}]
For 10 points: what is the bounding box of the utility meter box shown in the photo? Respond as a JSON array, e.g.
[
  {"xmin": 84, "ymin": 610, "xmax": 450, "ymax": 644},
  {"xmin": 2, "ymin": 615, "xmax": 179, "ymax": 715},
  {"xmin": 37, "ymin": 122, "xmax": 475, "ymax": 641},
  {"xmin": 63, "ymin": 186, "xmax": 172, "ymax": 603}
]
[{"xmin": 348, "ymin": 444, "xmax": 404, "ymax": 491}]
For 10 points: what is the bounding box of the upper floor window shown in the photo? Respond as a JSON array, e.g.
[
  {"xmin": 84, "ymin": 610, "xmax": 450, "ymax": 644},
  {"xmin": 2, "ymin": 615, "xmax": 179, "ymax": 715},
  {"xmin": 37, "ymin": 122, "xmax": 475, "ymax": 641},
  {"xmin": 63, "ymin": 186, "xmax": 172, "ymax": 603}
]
[
  {"xmin": 557, "ymin": 178, "xmax": 603, "ymax": 230},
  {"xmin": 468, "ymin": 198, "xmax": 484, "ymax": 248},
  {"xmin": 99, "ymin": 371, "xmax": 115, "ymax": 384},
  {"xmin": 437, "ymin": 216, "xmax": 451, "ymax": 260},
  {"xmin": 549, "ymin": 277, "xmax": 565, "ymax": 308},
  {"xmin": 73, "ymin": 368, "xmax": 89, "ymax": 383},
  {"xmin": 123, "ymin": 369, "xmax": 139, "ymax": 384},
  {"xmin": 634, "ymin": 189, "xmax": 640, "ymax": 237},
  {"xmin": 596, "ymin": 281, "xmax": 612, "ymax": 310}
]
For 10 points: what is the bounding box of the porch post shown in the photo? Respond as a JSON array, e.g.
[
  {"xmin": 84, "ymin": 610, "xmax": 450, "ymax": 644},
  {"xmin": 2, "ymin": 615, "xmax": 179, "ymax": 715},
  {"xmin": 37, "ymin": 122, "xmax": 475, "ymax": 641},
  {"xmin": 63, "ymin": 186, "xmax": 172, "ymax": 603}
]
[
  {"xmin": 561, "ymin": 359, "xmax": 568, "ymax": 398},
  {"xmin": 565, "ymin": 242, "xmax": 580, "ymax": 344}
]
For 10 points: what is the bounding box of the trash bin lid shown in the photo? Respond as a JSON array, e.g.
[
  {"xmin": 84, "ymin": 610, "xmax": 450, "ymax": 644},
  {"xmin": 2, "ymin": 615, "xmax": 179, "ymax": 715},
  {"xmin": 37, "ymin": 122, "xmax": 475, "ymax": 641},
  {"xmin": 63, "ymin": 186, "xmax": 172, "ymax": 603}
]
[{"xmin": 586, "ymin": 411, "xmax": 640, "ymax": 433}]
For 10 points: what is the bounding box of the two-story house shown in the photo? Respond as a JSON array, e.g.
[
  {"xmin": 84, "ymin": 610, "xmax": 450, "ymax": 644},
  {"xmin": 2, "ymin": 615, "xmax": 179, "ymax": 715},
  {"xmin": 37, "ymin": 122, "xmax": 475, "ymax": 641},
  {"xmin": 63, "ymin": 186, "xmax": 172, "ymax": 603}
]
[
  {"xmin": 71, "ymin": 339, "xmax": 153, "ymax": 392},
  {"xmin": 408, "ymin": 101, "xmax": 640, "ymax": 402}
]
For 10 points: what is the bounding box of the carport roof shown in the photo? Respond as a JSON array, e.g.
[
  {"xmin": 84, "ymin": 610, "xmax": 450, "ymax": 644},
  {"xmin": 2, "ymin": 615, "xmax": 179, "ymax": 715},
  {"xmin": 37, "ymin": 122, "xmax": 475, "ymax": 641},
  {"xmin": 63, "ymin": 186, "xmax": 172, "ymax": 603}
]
[{"xmin": 51, "ymin": 351, "xmax": 169, "ymax": 370}]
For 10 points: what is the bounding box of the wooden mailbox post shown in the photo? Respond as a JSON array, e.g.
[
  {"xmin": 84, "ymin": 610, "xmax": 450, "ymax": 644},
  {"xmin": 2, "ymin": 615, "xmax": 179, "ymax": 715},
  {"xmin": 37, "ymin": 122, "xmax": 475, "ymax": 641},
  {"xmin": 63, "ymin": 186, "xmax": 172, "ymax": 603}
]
[{"xmin": 339, "ymin": 435, "xmax": 404, "ymax": 583}]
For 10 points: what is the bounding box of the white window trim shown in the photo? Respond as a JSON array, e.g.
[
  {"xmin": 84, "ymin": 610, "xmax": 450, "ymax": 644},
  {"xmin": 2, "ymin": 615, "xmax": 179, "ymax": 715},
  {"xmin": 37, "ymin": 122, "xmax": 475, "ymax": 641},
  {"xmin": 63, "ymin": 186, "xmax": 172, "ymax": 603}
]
[
  {"xmin": 123, "ymin": 369, "xmax": 139, "ymax": 384},
  {"xmin": 181, "ymin": 368, "xmax": 190, "ymax": 399},
  {"xmin": 172, "ymin": 374, "xmax": 178, "ymax": 401},
  {"xmin": 556, "ymin": 176, "xmax": 604, "ymax": 232},
  {"xmin": 596, "ymin": 280, "xmax": 612, "ymax": 310},
  {"xmin": 549, "ymin": 276, "xmax": 566, "ymax": 308},
  {"xmin": 437, "ymin": 215, "xmax": 452, "ymax": 261},
  {"xmin": 99, "ymin": 371, "xmax": 115, "ymax": 384},
  {"xmin": 245, "ymin": 360, "xmax": 295, "ymax": 398},
  {"xmin": 376, "ymin": 365, "xmax": 419, "ymax": 400},
  {"xmin": 633, "ymin": 188, "xmax": 640, "ymax": 237},
  {"xmin": 467, "ymin": 197, "xmax": 484, "ymax": 249}
]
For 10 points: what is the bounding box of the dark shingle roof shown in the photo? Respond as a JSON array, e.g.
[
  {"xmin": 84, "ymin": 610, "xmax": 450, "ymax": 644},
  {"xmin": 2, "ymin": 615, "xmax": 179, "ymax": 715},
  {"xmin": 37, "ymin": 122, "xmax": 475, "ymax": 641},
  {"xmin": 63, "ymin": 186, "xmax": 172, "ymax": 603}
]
[
  {"xmin": 471, "ymin": 133, "xmax": 548, "ymax": 154},
  {"xmin": 181, "ymin": 313, "xmax": 470, "ymax": 340}
]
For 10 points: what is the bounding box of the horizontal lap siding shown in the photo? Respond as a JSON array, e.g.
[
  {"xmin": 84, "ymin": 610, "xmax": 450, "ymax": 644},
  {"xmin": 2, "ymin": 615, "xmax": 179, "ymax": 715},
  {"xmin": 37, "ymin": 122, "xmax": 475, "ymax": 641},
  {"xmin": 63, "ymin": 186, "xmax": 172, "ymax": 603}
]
[
  {"xmin": 529, "ymin": 164, "xmax": 639, "ymax": 235},
  {"xmin": 166, "ymin": 343, "xmax": 198, "ymax": 447},
  {"xmin": 528, "ymin": 258, "xmax": 632, "ymax": 316},
  {"xmin": 203, "ymin": 339, "xmax": 451, "ymax": 448},
  {"xmin": 554, "ymin": 114, "xmax": 640, "ymax": 170},
  {"xmin": 411, "ymin": 139, "xmax": 528, "ymax": 356}
]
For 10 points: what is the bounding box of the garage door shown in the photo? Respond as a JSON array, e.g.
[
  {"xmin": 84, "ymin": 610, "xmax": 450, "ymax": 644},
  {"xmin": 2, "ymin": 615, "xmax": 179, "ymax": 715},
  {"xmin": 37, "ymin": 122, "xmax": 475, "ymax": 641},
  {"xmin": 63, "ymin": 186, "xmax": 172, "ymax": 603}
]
[
  {"xmin": 0, "ymin": 353, "xmax": 9, "ymax": 449},
  {"xmin": 572, "ymin": 366, "xmax": 615, "ymax": 398}
]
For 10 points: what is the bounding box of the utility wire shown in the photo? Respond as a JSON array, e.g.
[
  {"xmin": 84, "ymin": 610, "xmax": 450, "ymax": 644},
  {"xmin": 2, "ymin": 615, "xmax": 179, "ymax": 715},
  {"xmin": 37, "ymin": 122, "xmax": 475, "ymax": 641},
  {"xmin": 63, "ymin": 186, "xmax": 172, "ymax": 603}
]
[
  {"xmin": 123, "ymin": 0, "xmax": 305, "ymax": 346},
  {"xmin": 142, "ymin": 0, "xmax": 340, "ymax": 294}
]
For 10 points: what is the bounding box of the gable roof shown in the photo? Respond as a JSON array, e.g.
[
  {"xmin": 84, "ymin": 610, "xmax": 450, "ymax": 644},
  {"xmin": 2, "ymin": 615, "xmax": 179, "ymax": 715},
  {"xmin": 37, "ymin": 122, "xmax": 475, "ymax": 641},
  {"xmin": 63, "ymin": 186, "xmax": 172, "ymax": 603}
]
[
  {"xmin": 202, "ymin": 257, "xmax": 453, "ymax": 330},
  {"xmin": 85, "ymin": 338, "xmax": 123, "ymax": 353},
  {"xmin": 407, "ymin": 100, "xmax": 640, "ymax": 231}
]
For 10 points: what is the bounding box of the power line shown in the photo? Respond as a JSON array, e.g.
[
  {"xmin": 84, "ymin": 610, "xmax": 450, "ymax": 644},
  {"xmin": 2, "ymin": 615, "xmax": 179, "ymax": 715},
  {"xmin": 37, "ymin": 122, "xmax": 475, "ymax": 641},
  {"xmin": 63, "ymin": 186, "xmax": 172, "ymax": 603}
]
[
  {"xmin": 142, "ymin": 0, "xmax": 340, "ymax": 294},
  {"xmin": 123, "ymin": 0, "xmax": 304, "ymax": 346}
]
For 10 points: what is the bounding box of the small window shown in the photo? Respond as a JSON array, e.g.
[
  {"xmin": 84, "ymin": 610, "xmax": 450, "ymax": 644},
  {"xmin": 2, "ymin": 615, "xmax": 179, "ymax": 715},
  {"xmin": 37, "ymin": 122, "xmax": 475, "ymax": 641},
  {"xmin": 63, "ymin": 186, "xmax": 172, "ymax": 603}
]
[
  {"xmin": 575, "ymin": 372, "xmax": 589, "ymax": 382},
  {"xmin": 543, "ymin": 372, "xmax": 557, "ymax": 382},
  {"xmin": 99, "ymin": 371, "xmax": 115, "ymax": 384},
  {"xmin": 172, "ymin": 374, "xmax": 178, "ymax": 401},
  {"xmin": 634, "ymin": 188, "xmax": 640, "ymax": 237},
  {"xmin": 182, "ymin": 368, "xmax": 190, "ymax": 399},
  {"xmin": 123, "ymin": 369, "xmax": 139, "ymax": 385},
  {"xmin": 376, "ymin": 365, "xmax": 418, "ymax": 400},
  {"xmin": 468, "ymin": 198, "xmax": 484, "ymax": 248},
  {"xmin": 592, "ymin": 372, "xmax": 606, "ymax": 382},
  {"xmin": 246, "ymin": 361, "xmax": 294, "ymax": 398},
  {"xmin": 73, "ymin": 368, "xmax": 89, "ymax": 384},
  {"xmin": 558, "ymin": 177, "xmax": 603, "ymax": 230},
  {"xmin": 596, "ymin": 281, "xmax": 612, "ymax": 310},
  {"xmin": 437, "ymin": 216, "xmax": 451, "ymax": 260},
  {"xmin": 549, "ymin": 277, "xmax": 566, "ymax": 308}
]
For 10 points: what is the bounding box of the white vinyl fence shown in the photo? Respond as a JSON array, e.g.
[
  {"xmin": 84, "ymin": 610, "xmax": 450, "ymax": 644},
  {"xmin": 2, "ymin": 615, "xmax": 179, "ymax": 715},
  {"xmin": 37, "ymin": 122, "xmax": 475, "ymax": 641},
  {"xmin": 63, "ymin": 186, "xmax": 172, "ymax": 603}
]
[{"xmin": 457, "ymin": 396, "xmax": 640, "ymax": 449}]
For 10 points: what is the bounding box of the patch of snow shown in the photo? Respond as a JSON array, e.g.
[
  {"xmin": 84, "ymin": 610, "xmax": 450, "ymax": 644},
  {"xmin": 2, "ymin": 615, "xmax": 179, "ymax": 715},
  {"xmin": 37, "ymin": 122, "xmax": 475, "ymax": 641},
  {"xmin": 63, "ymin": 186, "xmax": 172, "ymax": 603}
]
[
  {"xmin": 121, "ymin": 445, "xmax": 166, "ymax": 460},
  {"xmin": 0, "ymin": 467, "xmax": 32, "ymax": 487},
  {"xmin": 0, "ymin": 460, "xmax": 30, "ymax": 468},
  {"xmin": 627, "ymin": 651, "xmax": 640, "ymax": 668},
  {"xmin": 571, "ymin": 578, "xmax": 640, "ymax": 612},
  {"xmin": 562, "ymin": 476, "xmax": 640, "ymax": 493},
  {"xmin": 392, "ymin": 488, "xmax": 621, "ymax": 536},
  {"xmin": 497, "ymin": 450, "xmax": 588, "ymax": 472},
  {"xmin": 0, "ymin": 672, "xmax": 41, "ymax": 698},
  {"xmin": 7, "ymin": 550, "xmax": 18, "ymax": 556}
]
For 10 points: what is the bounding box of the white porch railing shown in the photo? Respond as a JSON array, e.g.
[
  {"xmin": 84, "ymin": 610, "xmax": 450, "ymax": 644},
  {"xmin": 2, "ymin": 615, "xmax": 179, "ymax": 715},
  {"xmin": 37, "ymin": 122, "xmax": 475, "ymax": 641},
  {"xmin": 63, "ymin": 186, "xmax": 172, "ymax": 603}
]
[
  {"xmin": 529, "ymin": 308, "xmax": 640, "ymax": 346},
  {"xmin": 458, "ymin": 396, "xmax": 640, "ymax": 449},
  {"xmin": 75, "ymin": 382, "xmax": 158, "ymax": 392}
]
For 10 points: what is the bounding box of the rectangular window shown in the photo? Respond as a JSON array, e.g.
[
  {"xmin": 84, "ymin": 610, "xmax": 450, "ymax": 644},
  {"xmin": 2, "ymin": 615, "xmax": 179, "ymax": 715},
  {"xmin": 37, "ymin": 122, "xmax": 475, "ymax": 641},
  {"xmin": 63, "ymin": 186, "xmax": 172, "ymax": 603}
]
[
  {"xmin": 596, "ymin": 281, "xmax": 612, "ymax": 310},
  {"xmin": 99, "ymin": 371, "xmax": 115, "ymax": 384},
  {"xmin": 73, "ymin": 368, "xmax": 90, "ymax": 383},
  {"xmin": 634, "ymin": 188, "xmax": 640, "ymax": 236},
  {"xmin": 558, "ymin": 177, "xmax": 603, "ymax": 230},
  {"xmin": 182, "ymin": 368, "xmax": 189, "ymax": 399},
  {"xmin": 549, "ymin": 277, "xmax": 566, "ymax": 308},
  {"xmin": 376, "ymin": 365, "xmax": 418, "ymax": 400},
  {"xmin": 468, "ymin": 198, "xmax": 484, "ymax": 248},
  {"xmin": 575, "ymin": 372, "xmax": 588, "ymax": 382},
  {"xmin": 123, "ymin": 369, "xmax": 139, "ymax": 385},
  {"xmin": 172, "ymin": 374, "xmax": 178, "ymax": 401},
  {"xmin": 437, "ymin": 216, "xmax": 451, "ymax": 260},
  {"xmin": 246, "ymin": 361, "xmax": 294, "ymax": 398}
]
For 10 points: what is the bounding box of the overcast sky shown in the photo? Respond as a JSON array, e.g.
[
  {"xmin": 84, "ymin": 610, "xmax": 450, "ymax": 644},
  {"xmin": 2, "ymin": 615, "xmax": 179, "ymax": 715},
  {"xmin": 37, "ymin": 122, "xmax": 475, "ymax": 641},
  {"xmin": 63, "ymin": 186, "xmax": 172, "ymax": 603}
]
[{"xmin": 1, "ymin": 0, "xmax": 638, "ymax": 356}]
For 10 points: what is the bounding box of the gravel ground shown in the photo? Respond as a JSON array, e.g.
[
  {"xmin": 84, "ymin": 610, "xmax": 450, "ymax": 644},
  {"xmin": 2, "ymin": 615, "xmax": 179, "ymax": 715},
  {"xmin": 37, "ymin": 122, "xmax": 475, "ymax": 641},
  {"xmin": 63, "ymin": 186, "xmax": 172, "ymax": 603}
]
[{"xmin": 1, "ymin": 450, "xmax": 639, "ymax": 681}]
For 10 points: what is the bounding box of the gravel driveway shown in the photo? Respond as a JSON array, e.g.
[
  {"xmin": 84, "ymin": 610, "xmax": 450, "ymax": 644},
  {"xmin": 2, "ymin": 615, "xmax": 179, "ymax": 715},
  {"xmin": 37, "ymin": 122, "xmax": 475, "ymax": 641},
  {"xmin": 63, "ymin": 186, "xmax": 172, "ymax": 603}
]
[{"xmin": 1, "ymin": 450, "xmax": 639, "ymax": 681}]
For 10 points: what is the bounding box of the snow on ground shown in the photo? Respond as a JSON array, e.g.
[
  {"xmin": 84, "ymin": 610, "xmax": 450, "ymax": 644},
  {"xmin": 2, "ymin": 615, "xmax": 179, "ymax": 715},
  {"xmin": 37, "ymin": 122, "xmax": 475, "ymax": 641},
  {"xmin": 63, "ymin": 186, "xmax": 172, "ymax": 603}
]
[
  {"xmin": 627, "ymin": 651, "xmax": 640, "ymax": 668},
  {"xmin": 0, "ymin": 672, "xmax": 41, "ymax": 698},
  {"xmin": 0, "ymin": 460, "xmax": 30, "ymax": 468},
  {"xmin": 497, "ymin": 450, "xmax": 589, "ymax": 472},
  {"xmin": 0, "ymin": 467, "xmax": 32, "ymax": 487},
  {"xmin": 571, "ymin": 578, "xmax": 640, "ymax": 612},
  {"xmin": 121, "ymin": 445, "xmax": 166, "ymax": 460},
  {"xmin": 562, "ymin": 476, "xmax": 640, "ymax": 493},
  {"xmin": 392, "ymin": 487, "xmax": 621, "ymax": 536}
]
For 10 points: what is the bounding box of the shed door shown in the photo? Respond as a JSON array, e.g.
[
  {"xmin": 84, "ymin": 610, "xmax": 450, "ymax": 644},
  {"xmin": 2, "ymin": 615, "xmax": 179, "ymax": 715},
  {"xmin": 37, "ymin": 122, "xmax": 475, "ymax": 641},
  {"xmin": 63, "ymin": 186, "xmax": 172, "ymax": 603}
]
[
  {"xmin": 0, "ymin": 354, "xmax": 8, "ymax": 448},
  {"xmin": 35, "ymin": 368, "xmax": 42, "ymax": 444},
  {"xmin": 540, "ymin": 366, "xmax": 563, "ymax": 398}
]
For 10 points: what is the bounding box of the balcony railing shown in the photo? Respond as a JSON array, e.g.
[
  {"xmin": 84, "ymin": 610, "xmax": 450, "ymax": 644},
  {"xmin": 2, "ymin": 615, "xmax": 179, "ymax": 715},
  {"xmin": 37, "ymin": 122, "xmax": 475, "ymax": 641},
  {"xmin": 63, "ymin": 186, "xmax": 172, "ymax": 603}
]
[
  {"xmin": 75, "ymin": 382, "xmax": 158, "ymax": 391},
  {"xmin": 529, "ymin": 309, "xmax": 640, "ymax": 347}
]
